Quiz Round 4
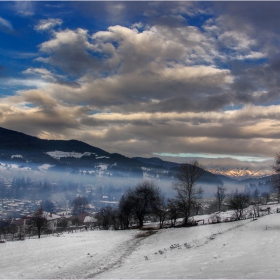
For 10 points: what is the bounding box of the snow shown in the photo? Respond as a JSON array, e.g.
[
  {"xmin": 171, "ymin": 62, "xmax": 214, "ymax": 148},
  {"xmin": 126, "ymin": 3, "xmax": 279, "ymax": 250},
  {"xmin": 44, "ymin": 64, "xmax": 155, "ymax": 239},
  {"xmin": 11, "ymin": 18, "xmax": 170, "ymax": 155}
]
[
  {"xmin": 96, "ymin": 156, "xmax": 110, "ymax": 159},
  {"xmin": 45, "ymin": 151, "xmax": 95, "ymax": 159},
  {"xmin": 0, "ymin": 230, "xmax": 138, "ymax": 279},
  {"xmin": 0, "ymin": 163, "xmax": 31, "ymax": 171},
  {"xmin": 99, "ymin": 213, "xmax": 280, "ymax": 279},
  {"xmin": 83, "ymin": 216, "xmax": 97, "ymax": 223},
  {"xmin": 1, "ymin": 208, "xmax": 280, "ymax": 279},
  {"xmin": 100, "ymin": 200, "xmax": 119, "ymax": 205},
  {"xmin": 11, "ymin": 155, "xmax": 23, "ymax": 159},
  {"xmin": 97, "ymin": 164, "xmax": 108, "ymax": 171},
  {"xmin": 38, "ymin": 164, "xmax": 53, "ymax": 171},
  {"xmin": 208, "ymin": 167, "xmax": 271, "ymax": 180},
  {"xmin": 0, "ymin": 163, "xmax": 6, "ymax": 170}
]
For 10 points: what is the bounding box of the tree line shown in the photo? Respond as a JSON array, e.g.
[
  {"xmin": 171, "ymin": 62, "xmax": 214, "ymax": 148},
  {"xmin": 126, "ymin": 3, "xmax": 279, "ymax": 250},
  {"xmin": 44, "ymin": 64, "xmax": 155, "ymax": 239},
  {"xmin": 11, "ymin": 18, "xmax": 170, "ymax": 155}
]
[
  {"xmin": 3, "ymin": 155, "xmax": 280, "ymax": 237},
  {"xmin": 95, "ymin": 161, "xmax": 207, "ymax": 229},
  {"xmin": 95, "ymin": 157, "xmax": 280, "ymax": 229}
]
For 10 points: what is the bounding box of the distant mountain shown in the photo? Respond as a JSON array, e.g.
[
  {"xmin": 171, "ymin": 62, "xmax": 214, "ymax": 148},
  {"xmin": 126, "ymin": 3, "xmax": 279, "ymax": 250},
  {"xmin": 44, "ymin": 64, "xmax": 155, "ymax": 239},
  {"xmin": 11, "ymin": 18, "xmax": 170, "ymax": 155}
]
[
  {"xmin": 239, "ymin": 175, "xmax": 272, "ymax": 184},
  {"xmin": 133, "ymin": 157, "xmax": 180, "ymax": 170},
  {"xmin": 0, "ymin": 126, "xmax": 225, "ymax": 185},
  {"xmin": 0, "ymin": 127, "xmax": 143, "ymax": 176},
  {"xmin": 208, "ymin": 166, "xmax": 271, "ymax": 180}
]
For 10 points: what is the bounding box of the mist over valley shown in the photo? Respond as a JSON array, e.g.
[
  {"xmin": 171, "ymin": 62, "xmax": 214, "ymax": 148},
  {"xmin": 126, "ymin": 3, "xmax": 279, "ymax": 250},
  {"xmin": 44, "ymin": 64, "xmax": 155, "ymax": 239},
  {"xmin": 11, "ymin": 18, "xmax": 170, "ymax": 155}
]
[{"xmin": 0, "ymin": 127, "xmax": 272, "ymax": 218}]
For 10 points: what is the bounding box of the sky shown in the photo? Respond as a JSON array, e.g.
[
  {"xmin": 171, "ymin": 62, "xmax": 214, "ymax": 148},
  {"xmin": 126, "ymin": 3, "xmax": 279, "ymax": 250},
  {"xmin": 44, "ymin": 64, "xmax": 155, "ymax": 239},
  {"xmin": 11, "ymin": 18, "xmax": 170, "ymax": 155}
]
[{"xmin": 0, "ymin": 1, "xmax": 280, "ymax": 175}]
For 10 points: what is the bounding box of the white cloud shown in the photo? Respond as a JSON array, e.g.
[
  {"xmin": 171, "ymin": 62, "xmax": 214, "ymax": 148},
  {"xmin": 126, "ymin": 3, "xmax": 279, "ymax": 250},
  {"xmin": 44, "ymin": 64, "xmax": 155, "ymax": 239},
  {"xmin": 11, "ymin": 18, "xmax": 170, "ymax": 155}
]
[
  {"xmin": 22, "ymin": 67, "xmax": 65, "ymax": 82},
  {"xmin": 35, "ymin": 18, "xmax": 63, "ymax": 31},
  {"xmin": 0, "ymin": 16, "xmax": 13, "ymax": 30},
  {"xmin": 14, "ymin": 1, "xmax": 34, "ymax": 16},
  {"xmin": 105, "ymin": 2, "xmax": 126, "ymax": 22},
  {"xmin": 39, "ymin": 28, "xmax": 90, "ymax": 52},
  {"xmin": 23, "ymin": 68, "xmax": 53, "ymax": 76},
  {"xmin": 153, "ymin": 152, "xmax": 272, "ymax": 162},
  {"xmin": 4, "ymin": 78, "xmax": 48, "ymax": 89},
  {"xmin": 130, "ymin": 22, "xmax": 143, "ymax": 30},
  {"xmin": 1, "ymin": 10, "xmax": 277, "ymax": 170}
]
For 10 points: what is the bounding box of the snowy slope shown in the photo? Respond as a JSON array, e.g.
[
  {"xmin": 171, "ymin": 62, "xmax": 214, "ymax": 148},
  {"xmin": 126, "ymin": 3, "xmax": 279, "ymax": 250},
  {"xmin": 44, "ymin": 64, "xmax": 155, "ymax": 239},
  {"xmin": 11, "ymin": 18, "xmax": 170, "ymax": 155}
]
[
  {"xmin": 99, "ymin": 214, "xmax": 280, "ymax": 279},
  {"xmin": 1, "ymin": 209, "xmax": 280, "ymax": 279},
  {"xmin": 0, "ymin": 230, "xmax": 139, "ymax": 279}
]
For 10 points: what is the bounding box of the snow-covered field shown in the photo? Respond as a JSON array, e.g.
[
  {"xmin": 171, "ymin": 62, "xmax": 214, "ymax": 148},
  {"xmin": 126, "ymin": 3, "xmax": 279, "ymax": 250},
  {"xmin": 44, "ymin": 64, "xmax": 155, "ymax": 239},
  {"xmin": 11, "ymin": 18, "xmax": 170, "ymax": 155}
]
[{"xmin": 1, "ymin": 210, "xmax": 280, "ymax": 279}]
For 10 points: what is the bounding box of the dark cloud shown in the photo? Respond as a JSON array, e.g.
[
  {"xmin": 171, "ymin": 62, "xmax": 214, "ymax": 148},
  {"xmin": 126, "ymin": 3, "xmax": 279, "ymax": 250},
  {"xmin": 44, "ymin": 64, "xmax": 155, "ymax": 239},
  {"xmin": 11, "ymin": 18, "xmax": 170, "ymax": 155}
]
[
  {"xmin": 38, "ymin": 47, "xmax": 101, "ymax": 77},
  {"xmin": 38, "ymin": 28, "xmax": 102, "ymax": 76},
  {"xmin": 213, "ymin": 2, "xmax": 280, "ymax": 34},
  {"xmin": 54, "ymin": 80, "xmax": 81, "ymax": 88},
  {"xmin": 75, "ymin": 123, "xmax": 278, "ymax": 161},
  {"xmin": 151, "ymin": 15, "xmax": 186, "ymax": 28},
  {"xmin": 144, "ymin": 94, "xmax": 231, "ymax": 113},
  {"xmin": 228, "ymin": 54, "xmax": 280, "ymax": 106},
  {"xmin": 2, "ymin": 1, "xmax": 280, "ymax": 173},
  {"xmin": 79, "ymin": 116, "xmax": 108, "ymax": 127}
]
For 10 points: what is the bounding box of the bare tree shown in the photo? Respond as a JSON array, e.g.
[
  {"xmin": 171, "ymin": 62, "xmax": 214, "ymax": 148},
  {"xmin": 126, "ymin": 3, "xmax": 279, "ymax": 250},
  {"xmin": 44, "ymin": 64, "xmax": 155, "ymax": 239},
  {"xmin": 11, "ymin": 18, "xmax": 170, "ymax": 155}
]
[
  {"xmin": 118, "ymin": 194, "xmax": 133, "ymax": 229},
  {"xmin": 153, "ymin": 196, "xmax": 167, "ymax": 229},
  {"xmin": 261, "ymin": 191, "xmax": 270, "ymax": 205},
  {"xmin": 71, "ymin": 196, "xmax": 88, "ymax": 215},
  {"xmin": 193, "ymin": 200, "xmax": 204, "ymax": 215},
  {"xmin": 41, "ymin": 199, "xmax": 55, "ymax": 213},
  {"xmin": 110, "ymin": 209, "xmax": 121, "ymax": 230},
  {"xmin": 172, "ymin": 161, "xmax": 204, "ymax": 226},
  {"xmin": 229, "ymin": 192, "xmax": 250, "ymax": 220},
  {"xmin": 125, "ymin": 181, "xmax": 162, "ymax": 228},
  {"xmin": 95, "ymin": 206, "xmax": 116, "ymax": 230},
  {"xmin": 271, "ymin": 153, "xmax": 280, "ymax": 202},
  {"xmin": 7, "ymin": 224, "xmax": 18, "ymax": 241},
  {"xmin": 29, "ymin": 208, "xmax": 48, "ymax": 238},
  {"xmin": 0, "ymin": 219, "xmax": 10, "ymax": 239},
  {"xmin": 251, "ymin": 202, "xmax": 260, "ymax": 219},
  {"xmin": 215, "ymin": 185, "xmax": 227, "ymax": 211},
  {"xmin": 167, "ymin": 198, "xmax": 179, "ymax": 227},
  {"xmin": 57, "ymin": 218, "xmax": 68, "ymax": 231}
]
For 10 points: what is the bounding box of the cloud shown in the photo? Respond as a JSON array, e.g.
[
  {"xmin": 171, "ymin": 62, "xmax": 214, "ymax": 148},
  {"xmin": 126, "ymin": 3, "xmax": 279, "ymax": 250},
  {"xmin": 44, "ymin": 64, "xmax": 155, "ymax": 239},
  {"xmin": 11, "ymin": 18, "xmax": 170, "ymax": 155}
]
[
  {"xmin": 1, "ymin": 82, "xmax": 280, "ymax": 177},
  {"xmin": 37, "ymin": 28, "xmax": 101, "ymax": 76},
  {"xmin": 213, "ymin": 2, "xmax": 280, "ymax": 34},
  {"xmin": 36, "ymin": 24, "xmax": 235, "ymax": 108},
  {"xmin": 22, "ymin": 67, "xmax": 65, "ymax": 83},
  {"xmin": 2, "ymin": 78, "xmax": 49, "ymax": 89},
  {"xmin": 226, "ymin": 56, "xmax": 280, "ymax": 106},
  {"xmin": 35, "ymin": 18, "xmax": 62, "ymax": 31},
  {"xmin": 105, "ymin": 2, "xmax": 127, "ymax": 22},
  {"xmin": 2, "ymin": 2, "xmax": 280, "ymax": 175},
  {"xmin": 0, "ymin": 16, "xmax": 13, "ymax": 31},
  {"xmin": 32, "ymin": 24, "xmax": 235, "ymax": 113},
  {"xmin": 14, "ymin": 1, "xmax": 34, "ymax": 16},
  {"xmin": 0, "ymin": 89, "xmax": 90, "ymax": 138},
  {"xmin": 70, "ymin": 2, "xmax": 193, "ymax": 25},
  {"xmin": 0, "ymin": 47, "xmax": 38, "ymax": 59},
  {"xmin": 153, "ymin": 153, "xmax": 271, "ymax": 163}
]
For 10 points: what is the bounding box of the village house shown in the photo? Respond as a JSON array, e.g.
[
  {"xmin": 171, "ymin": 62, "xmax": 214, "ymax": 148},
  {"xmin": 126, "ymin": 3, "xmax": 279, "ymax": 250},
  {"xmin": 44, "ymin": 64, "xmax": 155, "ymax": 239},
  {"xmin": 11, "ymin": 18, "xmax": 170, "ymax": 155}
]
[{"xmin": 23, "ymin": 211, "xmax": 61, "ymax": 234}]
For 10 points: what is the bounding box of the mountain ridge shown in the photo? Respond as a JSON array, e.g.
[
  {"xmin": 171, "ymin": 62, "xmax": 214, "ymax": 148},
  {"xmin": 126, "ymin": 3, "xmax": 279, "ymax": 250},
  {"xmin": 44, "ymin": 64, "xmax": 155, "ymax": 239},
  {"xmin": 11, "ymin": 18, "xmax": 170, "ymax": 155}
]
[{"xmin": 0, "ymin": 126, "xmax": 266, "ymax": 185}]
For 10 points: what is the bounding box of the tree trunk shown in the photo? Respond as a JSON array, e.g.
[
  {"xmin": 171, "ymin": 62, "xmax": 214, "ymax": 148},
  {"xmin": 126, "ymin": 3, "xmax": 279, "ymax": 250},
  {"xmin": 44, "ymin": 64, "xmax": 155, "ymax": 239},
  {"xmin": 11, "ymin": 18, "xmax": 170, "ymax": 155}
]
[{"xmin": 138, "ymin": 217, "xmax": 144, "ymax": 228}]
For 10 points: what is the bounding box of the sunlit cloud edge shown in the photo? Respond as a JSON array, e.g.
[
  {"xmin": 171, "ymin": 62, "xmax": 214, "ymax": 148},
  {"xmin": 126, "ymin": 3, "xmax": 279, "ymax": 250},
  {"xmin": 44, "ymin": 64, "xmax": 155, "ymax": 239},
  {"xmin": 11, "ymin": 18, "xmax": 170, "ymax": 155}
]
[{"xmin": 153, "ymin": 153, "xmax": 273, "ymax": 162}]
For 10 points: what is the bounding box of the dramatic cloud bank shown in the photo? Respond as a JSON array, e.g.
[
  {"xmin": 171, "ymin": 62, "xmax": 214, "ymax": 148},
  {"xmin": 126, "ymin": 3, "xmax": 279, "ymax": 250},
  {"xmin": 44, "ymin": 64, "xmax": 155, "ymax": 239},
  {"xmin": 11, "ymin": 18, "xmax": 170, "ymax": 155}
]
[{"xmin": 1, "ymin": 2, "xmax": 280, "ymax": 175}]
